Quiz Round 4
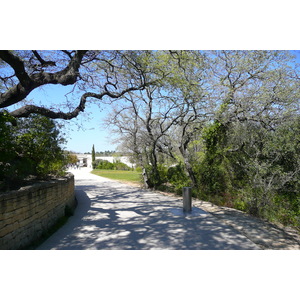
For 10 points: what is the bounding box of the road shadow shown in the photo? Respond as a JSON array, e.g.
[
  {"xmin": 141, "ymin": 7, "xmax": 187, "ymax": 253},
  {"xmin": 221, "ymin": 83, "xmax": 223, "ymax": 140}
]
[
  {"xmin": 37, "ymin": 188, "xmax": 92, "ymax": 250},
  {"xmin": 38, "ymin": 181, "xmax": 259, "ymax": 250},
  {"xmin": 207, "ymin": 207, "xmax": 300, "ymax": 250}
]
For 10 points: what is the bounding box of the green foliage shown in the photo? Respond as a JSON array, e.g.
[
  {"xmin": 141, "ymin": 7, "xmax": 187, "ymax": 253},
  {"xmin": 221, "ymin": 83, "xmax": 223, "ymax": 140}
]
[
  {"xmin": 107, "ymin": 50, "xmax": 300, "ymax": 230},
  {"xmin": 166, "ymin": 163, "xmax": 191, "ymax": 194},
  {"xmin": 95, "ymin": 150, "xmax": 117, "ymax": 156},
  {"xmin": 143, "ymin": 162, "xmax": 193, "ymax": 195},
  {"xmin": 93, "ymin": 159, "xmax": 131, "ymax": 171},
  {"xmin": 195, "ymin": 121, "xmax": 231, "ymax": 196},
  {"xmin": 167, "ymin": 163, "xmax": 186, "ymax": 184},
  {"xmin": 14, "ymin": 115, "xmax": 66, "ymax": 176},
  {"xmin": 142, "ymin": 165, "xmax": 162, "ymax": 188},
  {"xmin": 0, "ymin": 112, "xmax": 67, "ymax": 191},
  {"xmin": 179, "ymin": 116, "xmax": 300, "ymax": 229},
  {"xmin": 66, "ymin": 153, "xmax": 78, "ymax": 164},
  {"xmin": 92, "ymin": 144, "xmax": 96, "ymax": 164},
  {"xmin": 209, "ymin": 120, "xmax": 298, "ymax": 227},
  {"xmin": 135, "ymin": 166, "xmax": 143, "ymax": 173},
  {"xmin": 0, "ymin": 111, "xmax": 17, "ymax": 186},
  {"xmin": 94, "ymin": 159, "xmax": 114, "ymax": 170},
  {"xmin": 113, "ymin": 160, "xmax": 131, "ymax": 171}
]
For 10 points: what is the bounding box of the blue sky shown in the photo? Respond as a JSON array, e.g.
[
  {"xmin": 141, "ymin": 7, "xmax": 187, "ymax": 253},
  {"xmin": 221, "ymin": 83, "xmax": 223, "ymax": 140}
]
[{"xmin": 27, "ymin": 85, "xmax": 117, "ymax": 153}]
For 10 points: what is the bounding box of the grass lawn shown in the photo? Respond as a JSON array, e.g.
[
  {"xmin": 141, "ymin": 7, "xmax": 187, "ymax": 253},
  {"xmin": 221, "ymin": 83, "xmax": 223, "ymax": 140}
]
[{"xmin": 91, "ymin": 169, "xmax": 142, "ymax": 183}]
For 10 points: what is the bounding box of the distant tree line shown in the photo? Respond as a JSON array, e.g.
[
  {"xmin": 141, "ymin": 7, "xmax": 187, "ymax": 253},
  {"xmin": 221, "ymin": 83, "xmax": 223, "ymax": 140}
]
[{"xmin": 85, "ymin": 150, "xmax": 121, "ymax": 157}]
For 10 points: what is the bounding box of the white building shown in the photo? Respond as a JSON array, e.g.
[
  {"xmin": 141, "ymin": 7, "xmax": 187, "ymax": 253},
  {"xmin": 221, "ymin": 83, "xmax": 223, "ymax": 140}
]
[{"xmin": 75, "ymin": 154, "xmax": 135, "ymax": 168}]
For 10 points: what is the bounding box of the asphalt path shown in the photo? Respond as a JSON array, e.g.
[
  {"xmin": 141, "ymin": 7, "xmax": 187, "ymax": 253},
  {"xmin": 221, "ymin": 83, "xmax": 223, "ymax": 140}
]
[{"xmin": 37, "ymin": 168, "xmax": 260, "ymax": 250}]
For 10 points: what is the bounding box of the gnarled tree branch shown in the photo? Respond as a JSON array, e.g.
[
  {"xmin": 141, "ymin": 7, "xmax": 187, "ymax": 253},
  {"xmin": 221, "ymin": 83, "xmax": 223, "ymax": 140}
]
[
  {"xmin": 9, "ymin": 81, "xmax": 151, "ymax": 119},
  {"xmin": 0, "ymin": 51, "xmax": 32, "ymax": 87},
  {"xmin": 1, "ymin": 50, "xmax": 164, "ymax": 121},
  {"xmin": 0, "ymin": 50, "xmax": 88, "ymax": 109}
]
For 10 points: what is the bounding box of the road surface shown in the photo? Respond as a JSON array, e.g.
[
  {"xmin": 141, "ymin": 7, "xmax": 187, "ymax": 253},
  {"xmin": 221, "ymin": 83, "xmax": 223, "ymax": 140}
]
[{"xmin": 38, "ymin": 168, "xmax": 260, "ymax": 250}]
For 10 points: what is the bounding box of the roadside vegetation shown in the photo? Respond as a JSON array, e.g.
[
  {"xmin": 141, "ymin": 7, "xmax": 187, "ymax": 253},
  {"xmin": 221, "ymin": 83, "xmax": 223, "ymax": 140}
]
[
  {"xmin": 104, "ymin": 51, "xmax": 300, "ymax": 230},
  {"xmin": 0, "ymin": 112, "xmax": 73, "ymax": 192},
  {"xmin": 92, "ymin": 158, "xmax": 131, "ymax": 171}
]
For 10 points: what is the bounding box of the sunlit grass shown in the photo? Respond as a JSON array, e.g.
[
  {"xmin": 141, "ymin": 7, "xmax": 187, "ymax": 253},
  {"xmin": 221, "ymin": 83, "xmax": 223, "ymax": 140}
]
[{"xmin": 91, "ymin": 169, "xmax": 141, "ymax": 183}]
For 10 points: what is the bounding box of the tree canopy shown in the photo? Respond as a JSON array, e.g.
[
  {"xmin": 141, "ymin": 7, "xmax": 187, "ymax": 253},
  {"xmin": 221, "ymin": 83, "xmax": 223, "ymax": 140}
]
[
  {"xmin": 104, "ymin": 50, "xmax": 300, "ymax": 228},
  {"xmin": 0, "ymin": 112, "xmax": 67, "ymax": 191},
  {"xmin": 0, "ymin": 50, "xmax": 166, "ymax": 120}
]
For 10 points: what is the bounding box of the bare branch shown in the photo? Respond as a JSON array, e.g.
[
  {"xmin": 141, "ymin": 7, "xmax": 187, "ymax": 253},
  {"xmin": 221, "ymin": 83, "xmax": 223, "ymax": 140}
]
[
  {"xmin": 32, "ymin": 50, "xmax": 56, "ymax": 67},
  {"xmin": 0, "ymin": 50, "xmax": 88, "ymax": 109}
]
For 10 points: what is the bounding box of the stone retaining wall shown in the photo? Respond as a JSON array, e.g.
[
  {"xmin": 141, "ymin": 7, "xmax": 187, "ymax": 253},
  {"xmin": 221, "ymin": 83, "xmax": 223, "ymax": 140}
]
[{"xmin": 0, "ymin": 173, "xmax": 76, "ymax": 250}]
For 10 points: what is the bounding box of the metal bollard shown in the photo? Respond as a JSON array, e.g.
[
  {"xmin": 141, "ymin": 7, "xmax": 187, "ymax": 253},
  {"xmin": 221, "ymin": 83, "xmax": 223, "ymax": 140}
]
[{"xmin": 183, "ymin": 187, "xmax": 192, "ymax": 213}]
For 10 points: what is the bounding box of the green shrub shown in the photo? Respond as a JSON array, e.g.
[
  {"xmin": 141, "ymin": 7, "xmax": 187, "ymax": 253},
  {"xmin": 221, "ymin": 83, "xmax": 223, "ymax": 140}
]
[
  {"xmin": 0, "ymin": 112, "xmax": 67, "ymax": 191},
  {"xmin": 135, "ymin": 166, "xmax": 143, "ymax": 172},
  {"xmin": 94, "ymin": 159, "xmax": 131, "ymax": 171},
  {"xmin": 94, "ymin": 159, "xmax": 114, "ymax": 170},
  {"xmin": 166, "ymin": 163, "xmax": 191, "ymax": 194},
  {"xmin": 113, "ymin": 160, "xmax": 131, "ymax": 171}
]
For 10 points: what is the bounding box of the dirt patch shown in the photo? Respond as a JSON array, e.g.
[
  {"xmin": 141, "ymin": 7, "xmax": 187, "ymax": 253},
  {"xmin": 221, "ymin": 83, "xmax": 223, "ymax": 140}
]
[{"xmin": 116, "ymin": 180, "xmax": 143, "ymax": 188}]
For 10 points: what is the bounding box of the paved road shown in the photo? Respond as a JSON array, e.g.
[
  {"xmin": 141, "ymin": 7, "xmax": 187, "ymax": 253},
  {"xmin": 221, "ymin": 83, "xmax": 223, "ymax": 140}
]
[{"xmin": 38, "ymin": 168, "xmax": 260, "ymax": 250}]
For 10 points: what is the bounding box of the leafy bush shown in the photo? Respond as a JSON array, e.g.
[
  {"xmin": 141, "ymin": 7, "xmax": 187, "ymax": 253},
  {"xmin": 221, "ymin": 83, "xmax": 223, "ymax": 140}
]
[
  {"xmin": 113, "ymin": 160, "xmax": 131, "ymax": 171},
  {"xmin": 166, "ymin": 163, "xmax": 191, "ymax": 194},
  {"xmin": 190, "ymin": 119, "xmax": 300, "ymax": 228},
  {"xmin": 0, "ymin": 112, "xmax": 67, "ymax": 191},
  {"xmin": 135, "ymin": 166, "xmax": 143, "ymax": 172},
  {"xmin": 94, "ymin": 159, "xmax": 131, "ymax": 171},
  {"xmin": 94, "ymin": 159, "xmax": 114, "ymax": 170}
]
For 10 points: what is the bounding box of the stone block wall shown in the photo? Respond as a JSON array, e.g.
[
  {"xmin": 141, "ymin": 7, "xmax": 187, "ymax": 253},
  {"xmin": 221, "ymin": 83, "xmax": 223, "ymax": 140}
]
[{"xmin": 0, "ymin": 173, "xmax": 76, "ymax": 250}]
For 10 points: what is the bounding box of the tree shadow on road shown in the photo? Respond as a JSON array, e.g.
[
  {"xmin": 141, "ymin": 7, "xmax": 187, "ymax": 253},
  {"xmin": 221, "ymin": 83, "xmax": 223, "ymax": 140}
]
[
  {"xmin": 206, "ymin": 207, "xmax": 300, "ymax": 250},
  {"xmin": 38, "ymin": 182, "xmax": 260, "ymax": 250}
]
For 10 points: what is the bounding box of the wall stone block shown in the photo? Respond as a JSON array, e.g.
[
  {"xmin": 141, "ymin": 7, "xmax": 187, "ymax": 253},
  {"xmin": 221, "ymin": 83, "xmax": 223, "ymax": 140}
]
[{"xmin": 0, "ymin": 173, "xmax": 76, "ymax": 250}]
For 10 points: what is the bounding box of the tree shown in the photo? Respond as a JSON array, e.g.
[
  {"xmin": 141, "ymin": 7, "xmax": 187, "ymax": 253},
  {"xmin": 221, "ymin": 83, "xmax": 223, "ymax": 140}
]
[
  {"xmin": 105, "ymin": 51, "xmax": 209, "ymax": 188},
  {"xmin": 205, "ymin": 50, "xmax": 299, "ymax": 127},
  {"xmin": 222, "ymin": 117, "xmax": 300, "ymax": 220},
  {"xmin": 189, "ymin": 51, "xmax": 300, "ymax": 222},
  {"xmin": 0, "ymin": 50, "xmax": 165, "ymax": 120},
  {"xmin": 105, "ymin": 50, "xmax": 300, "ymax": 228},
  {"xmin": 0, "ymin": 112, "xmax": 67, "ymax": 191},
  {"xmin": 92, "ymin": 144, "xmax": 96, "ymax": 165},
  {"xmin": 66, "ymin": 153, "xmax": 78, "ymax": 165}
]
